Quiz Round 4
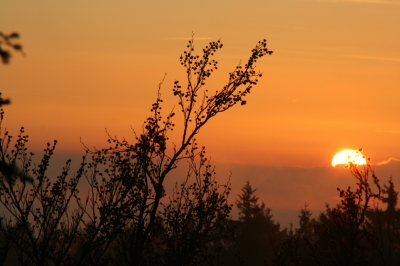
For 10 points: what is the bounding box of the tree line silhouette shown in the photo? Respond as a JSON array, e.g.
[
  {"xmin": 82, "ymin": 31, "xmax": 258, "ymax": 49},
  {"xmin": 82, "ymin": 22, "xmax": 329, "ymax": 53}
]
[{"xmin": 1, "ymin": 36, "xmax": 400, "ymax": 265}]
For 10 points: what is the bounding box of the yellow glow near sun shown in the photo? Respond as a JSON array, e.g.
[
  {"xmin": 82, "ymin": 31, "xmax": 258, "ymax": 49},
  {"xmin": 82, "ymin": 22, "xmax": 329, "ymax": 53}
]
[{"xmin": 332, "ymin": 149, "xmax": 367, "ymax": 167}]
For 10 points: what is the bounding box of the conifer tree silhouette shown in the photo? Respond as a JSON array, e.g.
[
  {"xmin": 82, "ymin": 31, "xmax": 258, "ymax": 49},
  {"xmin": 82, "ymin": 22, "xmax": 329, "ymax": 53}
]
[{"xmin": 235, "ymin": 180, "xmax": 265, "ymax": 221}]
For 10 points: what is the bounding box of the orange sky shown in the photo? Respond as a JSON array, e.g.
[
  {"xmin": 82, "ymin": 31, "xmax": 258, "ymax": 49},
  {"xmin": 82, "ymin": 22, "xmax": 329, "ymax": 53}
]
[{"xmin": 2, "ymin": 0, "xmax": 400, "ymax": 168}]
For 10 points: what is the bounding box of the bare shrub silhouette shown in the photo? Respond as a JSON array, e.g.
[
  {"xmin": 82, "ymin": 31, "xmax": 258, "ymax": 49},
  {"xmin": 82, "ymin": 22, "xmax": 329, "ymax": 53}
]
[
  {"xmin": 307, "ymin": 150, "xmax": 382, "ymax": 266},
  {"xmin": 0, "ymin": 37, "xmax": 273, "ymax": 265},
  {"xmin": 0, "ymin": 31, "xmax": 24, "ymax": 64},
  {"xmin": 1, "ymin": 29, "xmax": 25, "ymax": 106},
  {"xmin": 0, "ymin": 109, "xmax": 86, "ymax": 265}
]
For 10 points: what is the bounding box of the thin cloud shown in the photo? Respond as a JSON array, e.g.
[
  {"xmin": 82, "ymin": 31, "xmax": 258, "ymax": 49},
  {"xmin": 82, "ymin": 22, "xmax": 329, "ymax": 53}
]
[
  {"xmin": 349, "ymin": 55, "xmax": 400, "ymax": 62},
  {"xmin": 274, "ymin": 58, "xmax": 348, "ymax": 64},
  {"xmin": 287, "ymin": 97, "xmax": 298, "ymax": 103},
  {"xmin": 373, "ymin": 158, "xmax": 400, "ymax": 166},
  {"xmin": 270, "ymin": 25, "xmax": 306, "ymax": 30},
  {"xmin": 162, "ymin": 37, "xmax": 213, "ymax": 40},
  {"xmin": 350, "ymin": 0, "xmax": 400, "ymax": 4},
  {"xmin": 375, "ymin": 129, "xmax": 400, "ymax": 134},
  {"xmin": 301, "ymin": 0, "xmax": 400, "ymax": 4}
]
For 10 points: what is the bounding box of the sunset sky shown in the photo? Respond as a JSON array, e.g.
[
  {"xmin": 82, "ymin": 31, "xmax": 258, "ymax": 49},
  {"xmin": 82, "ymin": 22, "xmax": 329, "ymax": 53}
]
[{"xmin": 2, "ymin": 0, "xmax": 400, "ymax": 223}]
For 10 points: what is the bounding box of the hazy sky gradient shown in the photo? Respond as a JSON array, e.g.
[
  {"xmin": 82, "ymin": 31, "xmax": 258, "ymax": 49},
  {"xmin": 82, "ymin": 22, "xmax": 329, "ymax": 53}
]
[
  {"xmin": 2, "ymin": 0, "xmax": 400, "ymax": 225},
  {"xmin": 3, "ymin": 0, "xmax": 400, "ymax": 167}
]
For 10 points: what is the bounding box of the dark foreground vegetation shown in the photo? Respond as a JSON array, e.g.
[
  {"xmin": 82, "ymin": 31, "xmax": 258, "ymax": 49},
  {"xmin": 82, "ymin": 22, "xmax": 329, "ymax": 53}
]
[{"xmin": 1, "ymin": 37, "xmax": 399, "ymax": 265}]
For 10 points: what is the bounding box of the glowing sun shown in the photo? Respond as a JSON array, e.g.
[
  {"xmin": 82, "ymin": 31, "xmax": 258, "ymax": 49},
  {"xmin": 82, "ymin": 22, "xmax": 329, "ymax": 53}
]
[{"xmin": 332, "ymin": 149, "xmax": 367, "ymax": 167}]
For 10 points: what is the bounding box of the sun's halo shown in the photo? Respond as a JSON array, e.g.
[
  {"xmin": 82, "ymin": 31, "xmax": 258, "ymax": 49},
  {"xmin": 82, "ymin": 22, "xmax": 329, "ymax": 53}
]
[{"xmin": 332, "ymin": 149, "xmax": 366, "ymax": 167}]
